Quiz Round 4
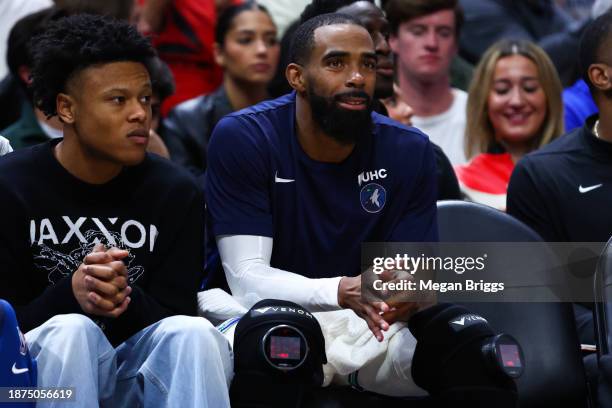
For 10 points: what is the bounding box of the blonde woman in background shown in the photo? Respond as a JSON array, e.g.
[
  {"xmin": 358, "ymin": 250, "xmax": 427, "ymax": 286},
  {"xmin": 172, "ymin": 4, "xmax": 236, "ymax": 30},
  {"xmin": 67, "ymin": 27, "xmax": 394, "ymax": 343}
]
[{"xmin": 455, "ymin": 39, "xmax": 564, "ymax": 209}]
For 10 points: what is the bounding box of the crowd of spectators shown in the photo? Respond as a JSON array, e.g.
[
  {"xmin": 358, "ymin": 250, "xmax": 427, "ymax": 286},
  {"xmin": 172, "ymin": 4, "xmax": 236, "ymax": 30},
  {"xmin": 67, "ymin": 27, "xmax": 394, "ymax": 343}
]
[{"xmin": 1, "ymin": 0, "xmax": 612, "ymax": 406}]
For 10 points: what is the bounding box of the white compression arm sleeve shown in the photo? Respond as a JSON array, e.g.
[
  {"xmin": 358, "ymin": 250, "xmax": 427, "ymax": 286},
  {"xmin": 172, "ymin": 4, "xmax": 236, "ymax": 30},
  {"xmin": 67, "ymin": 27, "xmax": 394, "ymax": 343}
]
[{"xmin": 217, "ymin": 235, "xmax": 343, "ymax": 312}]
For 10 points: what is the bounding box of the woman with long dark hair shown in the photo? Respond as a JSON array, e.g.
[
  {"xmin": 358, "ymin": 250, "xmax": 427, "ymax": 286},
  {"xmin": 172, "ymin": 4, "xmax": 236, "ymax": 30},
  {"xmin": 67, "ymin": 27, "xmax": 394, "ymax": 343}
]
[{"xmin": 163, "ymin": 2, "xmax": 280, "ymax": 174}]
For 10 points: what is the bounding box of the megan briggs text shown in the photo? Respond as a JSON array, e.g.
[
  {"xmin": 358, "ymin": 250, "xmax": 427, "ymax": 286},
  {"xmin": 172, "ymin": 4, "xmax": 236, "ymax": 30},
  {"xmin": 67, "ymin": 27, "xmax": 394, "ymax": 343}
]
[{"xmin": 372, "ymin": 279, "xmax": 505, "ymax": 293}]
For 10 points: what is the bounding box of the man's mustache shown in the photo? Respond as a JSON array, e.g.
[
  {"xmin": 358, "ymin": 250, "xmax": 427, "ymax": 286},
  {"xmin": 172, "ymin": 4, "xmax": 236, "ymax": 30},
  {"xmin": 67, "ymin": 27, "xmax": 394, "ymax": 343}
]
[{"xmin": 333, "ymin": 91, "xmax": 372, "ymax": 105}]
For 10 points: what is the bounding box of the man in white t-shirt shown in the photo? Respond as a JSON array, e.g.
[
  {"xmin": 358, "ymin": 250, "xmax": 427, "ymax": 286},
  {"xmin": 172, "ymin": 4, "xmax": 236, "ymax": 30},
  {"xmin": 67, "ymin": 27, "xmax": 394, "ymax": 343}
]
[{"xmin": 386, "ymin": 0, "xmax": 468, "ymax": 165}]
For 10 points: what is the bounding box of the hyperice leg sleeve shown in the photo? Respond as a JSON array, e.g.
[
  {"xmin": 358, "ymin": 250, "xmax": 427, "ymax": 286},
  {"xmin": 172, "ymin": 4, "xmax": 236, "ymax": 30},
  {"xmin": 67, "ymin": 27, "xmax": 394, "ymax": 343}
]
[
  {"xmin": 230, "ymin": 299, "xmax": 326, "ymax": 408},
  {"xmin": 409, "ymin": 303, "xmax": 520, "ymax": 407}
]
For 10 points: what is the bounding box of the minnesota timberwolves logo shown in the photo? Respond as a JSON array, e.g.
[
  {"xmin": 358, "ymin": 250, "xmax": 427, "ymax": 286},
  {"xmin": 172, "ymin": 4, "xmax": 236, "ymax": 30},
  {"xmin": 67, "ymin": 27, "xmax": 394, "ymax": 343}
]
[{"xmin": 360, "ymin": 183, "xmax": 386, "ymax": 213}]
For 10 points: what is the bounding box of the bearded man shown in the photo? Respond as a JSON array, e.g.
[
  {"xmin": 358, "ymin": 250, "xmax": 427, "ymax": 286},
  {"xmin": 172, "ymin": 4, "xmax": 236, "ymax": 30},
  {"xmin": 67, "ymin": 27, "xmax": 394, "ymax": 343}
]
[{"xmin": 204, "ymin": 13, "xmax": 438, "ymax": 396}]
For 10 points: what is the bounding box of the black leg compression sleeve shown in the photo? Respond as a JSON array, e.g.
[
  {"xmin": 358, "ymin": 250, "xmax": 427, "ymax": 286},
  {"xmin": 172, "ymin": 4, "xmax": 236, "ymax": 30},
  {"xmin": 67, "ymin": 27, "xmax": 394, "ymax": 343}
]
[
  {"xmin": 409, "ymin": 304, "xmax": 519, "ymax": 407},
  {"xmin": 230, "ymin": 299, "xmax": 326, "ymax": 408}
]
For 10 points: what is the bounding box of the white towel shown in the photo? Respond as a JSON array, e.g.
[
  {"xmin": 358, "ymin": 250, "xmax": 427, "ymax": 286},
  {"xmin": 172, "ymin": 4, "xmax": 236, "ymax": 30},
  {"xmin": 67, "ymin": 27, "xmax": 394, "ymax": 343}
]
[{"xmin": 314, "ymin": 309, "xmax": 407, "ymax": 386}]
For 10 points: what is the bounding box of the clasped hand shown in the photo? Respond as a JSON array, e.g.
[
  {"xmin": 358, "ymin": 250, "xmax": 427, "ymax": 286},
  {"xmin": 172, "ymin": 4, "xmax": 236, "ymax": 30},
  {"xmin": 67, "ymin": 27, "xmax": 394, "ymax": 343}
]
[
  {"xmin": 338, "ymin": 270, "xmax": 432, "ymax": 342},
  {"xmin": 72, "ymin": 243, "xmax": 132, "ymax": 318}
]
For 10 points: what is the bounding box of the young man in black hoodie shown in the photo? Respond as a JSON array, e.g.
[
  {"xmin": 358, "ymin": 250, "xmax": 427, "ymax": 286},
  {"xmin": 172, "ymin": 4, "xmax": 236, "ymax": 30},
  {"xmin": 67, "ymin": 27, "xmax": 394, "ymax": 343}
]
[{"xmin": 0, "ymin": 14, "xmax": 231, "ymax": 407}]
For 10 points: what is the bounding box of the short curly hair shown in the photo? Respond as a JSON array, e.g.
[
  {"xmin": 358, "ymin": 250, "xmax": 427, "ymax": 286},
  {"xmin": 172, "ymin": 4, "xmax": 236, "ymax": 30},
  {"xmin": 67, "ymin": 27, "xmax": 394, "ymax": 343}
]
[{"xmin": 30, "ymin": 14, "xmax": 156, "ymax": 117}]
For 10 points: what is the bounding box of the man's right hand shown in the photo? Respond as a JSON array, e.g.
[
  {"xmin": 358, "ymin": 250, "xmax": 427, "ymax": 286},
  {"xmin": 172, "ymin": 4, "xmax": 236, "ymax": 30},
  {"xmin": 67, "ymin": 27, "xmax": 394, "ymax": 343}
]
[
  {"xmin": 338, "ymin": 276, "xmax": 390, "ymax": 342},
  {"xmin": 72, "ymin": 244, "xmax": 132, "ymax": 318}
]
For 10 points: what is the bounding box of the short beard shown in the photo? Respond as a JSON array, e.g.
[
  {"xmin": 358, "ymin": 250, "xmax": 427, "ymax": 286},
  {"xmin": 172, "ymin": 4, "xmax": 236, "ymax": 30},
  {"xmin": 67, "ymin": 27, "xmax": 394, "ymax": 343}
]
[{"xmin": 307, "ymin": 85, "xmax": 373, "ymax": 145}]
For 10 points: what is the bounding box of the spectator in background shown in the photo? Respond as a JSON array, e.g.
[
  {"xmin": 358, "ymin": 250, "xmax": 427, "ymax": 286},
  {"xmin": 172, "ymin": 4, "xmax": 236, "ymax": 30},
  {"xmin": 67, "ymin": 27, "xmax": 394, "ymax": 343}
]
[
  {"xmin": 457, "ymin": 39, "xmax": 563, "ymax": 210},
  {"xmin": 162, "ymin": 2, "xmax": 279, "ymax": 174},
  {"xmin": 386, "ymin": 0, "xmax": 469, "ymax": 166},
  {"xmin": 372, "ymin": 0, "xmax": 474, "ymax": 93},
  {"xmin": 2, "ymin": 7, "xmax": 66, "ymax": 150},
  {"xmin": 136, "ymin": 0, "xmax": 241, "ymax": 116}
]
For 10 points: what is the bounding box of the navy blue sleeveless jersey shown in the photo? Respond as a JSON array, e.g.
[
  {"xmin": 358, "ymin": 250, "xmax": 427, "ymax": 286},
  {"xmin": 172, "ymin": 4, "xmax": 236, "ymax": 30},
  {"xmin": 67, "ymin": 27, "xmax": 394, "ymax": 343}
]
[{"xmin": 205, "ymin": 92, "xmax": 438, "ymax": 280}]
